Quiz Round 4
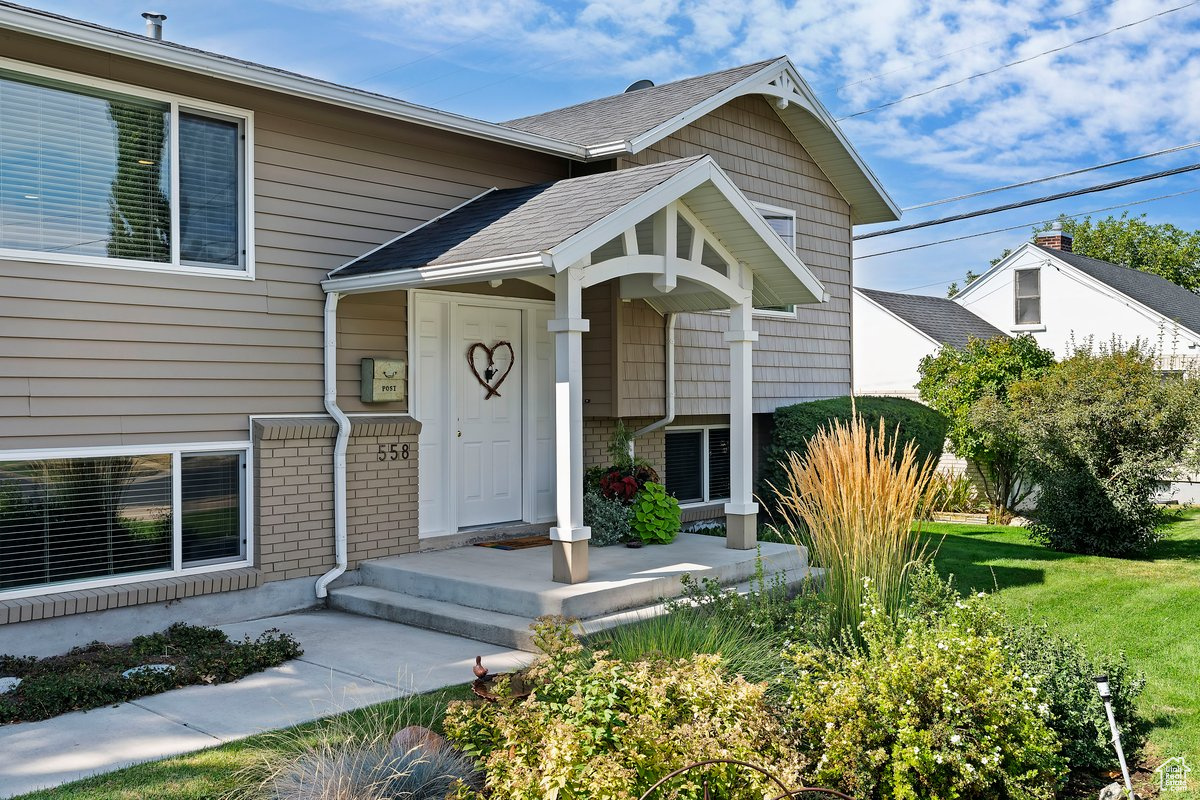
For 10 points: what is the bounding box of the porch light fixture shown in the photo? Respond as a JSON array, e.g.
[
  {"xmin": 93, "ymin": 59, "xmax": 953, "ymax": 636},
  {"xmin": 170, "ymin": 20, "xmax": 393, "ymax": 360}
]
[{"xmin": 1094, "ymin": 674, "xmax": 1134, "ymax": 796}]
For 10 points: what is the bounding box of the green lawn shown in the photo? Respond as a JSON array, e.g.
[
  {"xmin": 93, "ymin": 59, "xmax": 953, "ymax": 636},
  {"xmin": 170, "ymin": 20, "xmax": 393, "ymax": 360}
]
[
  {"xmin": 925, "ymin": 509, "xmax": 1200, "ymax": 795},
  {"xmin": 13, "ymin": 685, "xmax": 474, "ymax": 800}
]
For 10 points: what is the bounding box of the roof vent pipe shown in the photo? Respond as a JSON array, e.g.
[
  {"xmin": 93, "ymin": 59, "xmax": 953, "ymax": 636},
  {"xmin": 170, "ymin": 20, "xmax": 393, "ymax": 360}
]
[{"xmin": 141, "ymin": 12, "xmax": 167, "ymax": 40}]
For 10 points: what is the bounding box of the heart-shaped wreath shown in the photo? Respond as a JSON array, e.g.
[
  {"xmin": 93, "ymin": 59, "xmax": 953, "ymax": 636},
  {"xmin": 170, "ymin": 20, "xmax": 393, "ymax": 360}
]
[{"xmin": 467, "ymin": 341, "xmax": 515, "ymax": 399}]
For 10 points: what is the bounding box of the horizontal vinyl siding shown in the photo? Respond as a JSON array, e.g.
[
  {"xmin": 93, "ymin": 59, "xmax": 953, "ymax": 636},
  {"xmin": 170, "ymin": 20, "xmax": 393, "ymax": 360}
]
[
  {"xmin": 0, "ymin": 36, "xmax": 566, "ymax": 450},
  {"xmin": 619, "ymin": 94, "xmax": 854, "ymax": 415}
]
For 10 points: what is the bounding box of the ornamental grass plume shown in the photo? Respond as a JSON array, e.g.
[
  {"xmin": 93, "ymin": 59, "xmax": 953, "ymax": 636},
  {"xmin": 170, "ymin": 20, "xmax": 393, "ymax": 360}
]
[{"xmin": 769, "ymin": 416, "xmax": 937, "ymax": 642}]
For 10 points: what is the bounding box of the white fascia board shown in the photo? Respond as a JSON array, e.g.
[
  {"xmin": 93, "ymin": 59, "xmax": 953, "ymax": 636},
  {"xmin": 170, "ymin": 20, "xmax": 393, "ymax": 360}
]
[
  {"xmin": 0, "ymin": 6, "xmax": 585, "ymax": 159},
  {"xmin": 952, "ymin": 242, "xmax": 1038, "ymax": 304},
  {"xmin": 321, "ymin": 253, "xmax": 553, "ymax": 295},
  {"xmin": 853, "ymin": 288, "xmax": 940, "ymax": 348},
  {"xmin": 547, "ymin": 157, "xmax": 827, "ymax": 304}
]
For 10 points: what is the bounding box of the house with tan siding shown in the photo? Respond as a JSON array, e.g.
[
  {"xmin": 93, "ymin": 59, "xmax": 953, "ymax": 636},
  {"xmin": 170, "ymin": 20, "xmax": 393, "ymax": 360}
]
[{"xmin": 0, "ymin": 3, "xmax": 898, "ymax": 653}]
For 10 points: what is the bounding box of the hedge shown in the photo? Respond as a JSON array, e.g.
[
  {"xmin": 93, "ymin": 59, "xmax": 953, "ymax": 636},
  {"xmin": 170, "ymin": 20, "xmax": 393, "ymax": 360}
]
[{"xmin": 757, "ymin": 396, "xmax": 948, "ymax": 517}]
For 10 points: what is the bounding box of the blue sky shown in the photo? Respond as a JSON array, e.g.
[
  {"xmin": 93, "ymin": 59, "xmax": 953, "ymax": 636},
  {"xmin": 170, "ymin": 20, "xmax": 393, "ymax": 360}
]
[{"xmin": 30, "ymin": 0, "xmax": 1200, "ymax": 296}]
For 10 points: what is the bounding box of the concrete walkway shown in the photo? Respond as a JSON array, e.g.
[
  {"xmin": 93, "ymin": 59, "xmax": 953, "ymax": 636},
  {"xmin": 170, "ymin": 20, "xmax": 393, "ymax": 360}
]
[{"xmin": 0, "ymin": 610, "xmax": 529, "ymax": 799}]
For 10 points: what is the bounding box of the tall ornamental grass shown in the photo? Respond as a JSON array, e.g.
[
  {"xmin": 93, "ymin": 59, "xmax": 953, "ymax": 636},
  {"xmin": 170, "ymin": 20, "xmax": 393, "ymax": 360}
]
[{"xmin": 770, "ymin": 416, "xmax": 937, "ymax": 641}]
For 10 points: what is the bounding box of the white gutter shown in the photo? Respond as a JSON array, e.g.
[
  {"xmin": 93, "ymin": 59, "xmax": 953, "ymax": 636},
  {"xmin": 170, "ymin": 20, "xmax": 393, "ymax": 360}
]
[
  {"xmin": 315, "ymin": 292, "xmax": 351, "ymax": 599},
  {"xmin": 633, "ymin": 313, "xmax": 677, "ymax": 443}
]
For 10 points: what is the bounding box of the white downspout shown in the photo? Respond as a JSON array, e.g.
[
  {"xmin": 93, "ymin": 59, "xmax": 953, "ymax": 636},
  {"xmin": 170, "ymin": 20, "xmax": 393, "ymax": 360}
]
[
  {"xmin": 316, "ymin": 291, "xmax": 351, "ymax": 599},
  {"xmin": 632, "ymin": 313, "xmax": 677, "ymax": 446}
]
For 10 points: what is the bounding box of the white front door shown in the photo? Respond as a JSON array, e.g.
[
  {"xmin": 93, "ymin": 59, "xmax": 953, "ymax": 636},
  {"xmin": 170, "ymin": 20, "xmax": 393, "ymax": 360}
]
[
  {"xmin": 456, "ymin": 305, "xmax": 523, "ymax": 527},
  {"xmin": 414, "ymin": 292, "xmax": 550, "ymax": 537}
]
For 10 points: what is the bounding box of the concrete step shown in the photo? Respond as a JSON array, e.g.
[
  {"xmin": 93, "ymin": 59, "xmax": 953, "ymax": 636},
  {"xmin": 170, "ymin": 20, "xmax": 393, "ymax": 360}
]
[
  {"xmin": 357, "ymin": 537, "xmax": 808, "ymax": 620},
  {"xmin": 330, "ymin": 564, "xmax": 821, "ymax": 653}
]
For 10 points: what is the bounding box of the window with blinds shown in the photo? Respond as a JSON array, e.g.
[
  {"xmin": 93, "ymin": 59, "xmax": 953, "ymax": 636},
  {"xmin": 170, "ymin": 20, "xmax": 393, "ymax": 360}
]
[
  {"xmin": 665, "ymin": 427, "xmax": 732, "ymax": 505},
  {"xmin": 0, "ymin": 448, "xmax": 246, "ymax": 595},
  {"xmin": 0, "ymin": 67, "xmax": 246, "ymax": 272}
]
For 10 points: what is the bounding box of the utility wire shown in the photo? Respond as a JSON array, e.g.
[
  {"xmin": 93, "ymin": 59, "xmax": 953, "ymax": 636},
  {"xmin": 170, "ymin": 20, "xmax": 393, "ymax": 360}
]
[
  {"xmin": 355, "ymin": 33, "xmax": 492, "ymax": 87},
  {"xmin": 854, "ymin": 162, "xmax": 1200, "ymax": 240},
  {"xmin": 859, "ymin": 187, "xmax": 1200, "ymax": 265},
  {"xmin": 837, "ymin": 0, "xmax": 1120, "ymax": 91},
  {"xmin": 902, "ymin": 140, "xmax": 1200, "ymax": 210},
  {"xmin": 836, "ymin": 0, "xmax": 1198, "ymax": 120}
]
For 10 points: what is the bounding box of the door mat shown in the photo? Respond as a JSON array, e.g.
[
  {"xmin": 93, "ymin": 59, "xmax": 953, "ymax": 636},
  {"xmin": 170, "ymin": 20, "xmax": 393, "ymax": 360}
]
[{"xmin": 474, "ymin": 535, "xmax": 552, "ymax": 551}]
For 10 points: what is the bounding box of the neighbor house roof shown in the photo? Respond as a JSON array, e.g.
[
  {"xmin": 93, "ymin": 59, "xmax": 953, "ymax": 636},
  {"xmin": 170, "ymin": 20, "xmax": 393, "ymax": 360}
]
[
  {"xmin": 324, "ymin": 155, "xmax": 829, "ymax": 313},
  {"xmin": 1035, "ymin": 245, "xmax": 1200, "ymax": 337},
  {"xmin": 857, "ymin": 288, "xmax": 1008, "ymax": 348}
]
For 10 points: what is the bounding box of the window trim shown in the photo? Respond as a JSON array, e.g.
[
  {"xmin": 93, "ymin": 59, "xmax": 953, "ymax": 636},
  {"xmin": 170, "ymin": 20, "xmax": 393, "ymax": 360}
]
[
  {"xmin": 1014, "ymin": 267, "xmax": 1041, "ymax": 326},
  {"xmin": 665, "ymin": 424, "xmax": 732, "ymax": 507},
  {"xmin": 0, "ymin": 440, "xmax": 254, "ymax": 600},
  {"xmin": 751, "ymin": 202, "xmax": 798, "ymax": 318},
  {"xmin": 0, "ymin": 56, "xmax": 255, "ymax": 280}
]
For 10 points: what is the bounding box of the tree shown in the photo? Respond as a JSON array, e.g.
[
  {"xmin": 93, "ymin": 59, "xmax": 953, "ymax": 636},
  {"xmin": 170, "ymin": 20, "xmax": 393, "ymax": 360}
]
[
  {"xmin": 945, "ymin": 269, "xmax": 979, "ymax": 298},
  {"xmin": 1011, "ymin": 339, "xmax": 1200, "ymax": 556},
  {"xmin": 917, "ymin": 335, "xmax": 1056, "ymax": 520},
  {"xmin": 1034, "ymin": 213, "xmax": 1200, "ymax": 292}
]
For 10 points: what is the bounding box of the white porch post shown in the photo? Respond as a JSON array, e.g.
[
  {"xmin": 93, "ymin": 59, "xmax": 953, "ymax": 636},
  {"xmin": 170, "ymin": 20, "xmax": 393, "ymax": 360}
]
[
  {"xmin": 725, "ymin": 292, "xmax": 759, "ymax": 549},
  {"xmin": 549, "ymin": 266, "xmax": 591, "ymax": 583}
]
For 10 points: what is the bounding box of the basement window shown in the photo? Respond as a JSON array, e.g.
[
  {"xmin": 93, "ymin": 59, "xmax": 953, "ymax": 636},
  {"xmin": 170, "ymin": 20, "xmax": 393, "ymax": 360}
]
[
  {"xmin": 665, "ymin": 427, "xmax": 730, "ymax": 505},
  {"xmin": 0, "ymin": 445, "xmax": 249, "ymax": 598}
]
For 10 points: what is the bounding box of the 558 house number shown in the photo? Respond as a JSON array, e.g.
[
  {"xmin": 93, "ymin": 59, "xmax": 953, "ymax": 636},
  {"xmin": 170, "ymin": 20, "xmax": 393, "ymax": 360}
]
[{"xmin": 376, "ymin": 443, "xmax": 411, "ymax": 461}]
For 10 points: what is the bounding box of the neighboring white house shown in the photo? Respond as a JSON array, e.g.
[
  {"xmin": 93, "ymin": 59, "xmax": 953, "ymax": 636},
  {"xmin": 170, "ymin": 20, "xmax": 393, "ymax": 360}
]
[
  {"xmin": 954, "ymin": 228, "xmax": 1200, "ymax": 360},
  {"xmin": 852, "ymin": 287, "xmax": 1008, "ymax": 397}
]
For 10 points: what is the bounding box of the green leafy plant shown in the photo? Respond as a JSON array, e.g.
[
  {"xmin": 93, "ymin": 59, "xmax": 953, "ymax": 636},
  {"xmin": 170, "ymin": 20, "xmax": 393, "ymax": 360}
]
[
  {"xmin": 917, "ymin": 335, "xmax": 1056, "ymax": 521},
  {"xmin": 907, "ymin": 564, "xmax": 1148, "ymax": 784},
  {"xmin": 1011, "ymin": 338, "xmax": 1200, "ymax": 555},
  {"xmin": 583, "ymin": 485, "xmax": 632, "ymax": 547},
  {"xmin": 0, "ymin": 623, "xmax": 302, "ymax": 724},
  {"xmin": 444, "ymin": 617, "xmax": 801, "ymax": 800},
  {"xmin": 920, "ymin": 470, "xmax": 986, "ymax": 517},
  {"xmin": 770, "ymin": 417, "xmax": 936, "ymax": 642},
  {"xmin": 630, "ymin": 481, "xmax": 680, "ymax": 544},
  {"xmin": 759, "ymin": 396, "xmax": 947, "ymax": 517},
  {"xmin": 784, "ymin": 583, "xmax": 1065, "ymax": 800}
]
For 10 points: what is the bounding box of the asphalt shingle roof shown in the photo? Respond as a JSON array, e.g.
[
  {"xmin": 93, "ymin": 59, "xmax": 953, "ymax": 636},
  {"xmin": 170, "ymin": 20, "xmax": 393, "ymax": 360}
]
[
  {"xmin": 333, "ymin": 156, "xmax": 705, "ymax": 278},
  {"xmin": 501, "ymin": 59, "xmax": 781, "ymax": 146},
  {"xmin": 858, "ymin": 287, "xmax": 1008, "ymax": 348},
  {"xmin": 1036, "ymin": 245, "xmax": 1200, "ymax": 337}
]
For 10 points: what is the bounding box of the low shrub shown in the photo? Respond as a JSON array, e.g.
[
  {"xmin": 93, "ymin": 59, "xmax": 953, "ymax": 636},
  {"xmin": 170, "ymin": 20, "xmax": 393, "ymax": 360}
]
[
  {"xmin": 444, "ymin": 618, "xmax": 801, "ymax": 800},
  {"xmin": 784, "ymin": 583, "xmax": 1065, "ymax": 800},
  {"xmin": 630, "ymin": 481, "xmax": 681, "ymax": 544},
  {"xmin": 907, "ymin": 565, "xmax": 1148, "ymax": 782},
  {"xmin": 921, "ymin": 470, "xmax": 986, "ymax": 516},
  {"xmin": 759, "ymin": 396, "xmax": 947, "ymax": 516},
  {"xmin": 0, "ymin": 623, "xmax": 302, "ymax": 723},
  {"xmin": 583, "ymin": 485, "xmax": 632, "ymax": 547},
  {"xmin": 585, "ymin": 606, "xmax": 782, "ymax": 684}
]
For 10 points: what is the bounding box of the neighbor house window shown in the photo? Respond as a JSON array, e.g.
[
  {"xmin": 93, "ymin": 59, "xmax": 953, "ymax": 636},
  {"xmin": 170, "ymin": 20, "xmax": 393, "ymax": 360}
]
[
  {"xmin": 0, "ymin": 64, "xmax": 249, "ymax": 274},
  {"xmin": 0, "ymin": 445, "xmax": 248, "ymax": 597},
  {"xmin": 665, "ymin": 427, "xmax": 730, "ymax": 505},
  {"xmin": 754, "ymin": 202, "xmax": 797, "ymax": 315},
  {"xmin": 1014, "ymin": 268, "xmax": 1041, "ymax": 325}
]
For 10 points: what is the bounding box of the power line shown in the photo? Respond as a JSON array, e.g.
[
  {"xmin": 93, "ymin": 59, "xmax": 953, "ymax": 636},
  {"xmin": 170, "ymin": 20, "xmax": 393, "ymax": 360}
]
[
  {"xmin": 355, "ymin": 33, "xmax": 492, "ymax": 87},
  {"xmin": 859, "ymin": 187, "xmax": 1200, "ymax": 266},
  {"xmin": 836, "ymin": 0, "xmax": 1120, "ymax": 91},
  {"xmin": 836, "ymin": 0, "xmax": 1198, "ymax": 121},
  {"xmin": 854, "ymin": 162, "xmax": 1200, "ymax": 240},
  {"xmin": 902, "ymin": 140, "xmax": 1200, "ymax": 211}
]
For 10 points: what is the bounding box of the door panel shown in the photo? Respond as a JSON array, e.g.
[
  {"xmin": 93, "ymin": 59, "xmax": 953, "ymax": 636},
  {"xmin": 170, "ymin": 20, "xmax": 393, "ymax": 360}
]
[
  {"xmin": 415, "ymin": 297, "xmax": 451, "ymax": 536},
  {"xmin": 456, "ymin": 305, "xmax": 523, "ymax": 527}
]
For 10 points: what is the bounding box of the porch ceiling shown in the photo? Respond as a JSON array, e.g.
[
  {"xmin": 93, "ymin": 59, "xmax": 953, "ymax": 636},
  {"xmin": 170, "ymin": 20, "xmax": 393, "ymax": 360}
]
[{"xmin": 321, "ymin": 155, "xmax": 828, "ymax": 311}]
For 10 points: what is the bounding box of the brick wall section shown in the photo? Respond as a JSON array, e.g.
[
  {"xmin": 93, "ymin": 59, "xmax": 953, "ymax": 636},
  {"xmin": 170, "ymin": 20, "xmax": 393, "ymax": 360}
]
[
  {"xmin": 0, "ymin": 569, "xmax": 260, "ymax": 625},
  {"xmin": 582, "ymin": 417, "xmax": 666, "ymax": 476},
  {"xmin": 254, "ymin": 416, "xmax": 421, "ymax": 582}
]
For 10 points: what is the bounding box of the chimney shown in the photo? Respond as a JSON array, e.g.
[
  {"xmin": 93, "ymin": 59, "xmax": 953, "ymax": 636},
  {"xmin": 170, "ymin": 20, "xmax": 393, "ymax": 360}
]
[
  {"xmin": 141, "ymin": 12, "xmax": 167, "ymax": 40},
  {"xmin": 1035, "ymin": 221, "xmax": 1073, "ymax": 252}
]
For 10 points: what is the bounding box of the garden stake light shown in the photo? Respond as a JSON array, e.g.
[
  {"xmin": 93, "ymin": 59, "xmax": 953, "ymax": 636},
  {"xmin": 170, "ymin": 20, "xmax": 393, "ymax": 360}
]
[{"xmin": 1095, "ymin": 674, "xmax": 1135, "ymax": 796}]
